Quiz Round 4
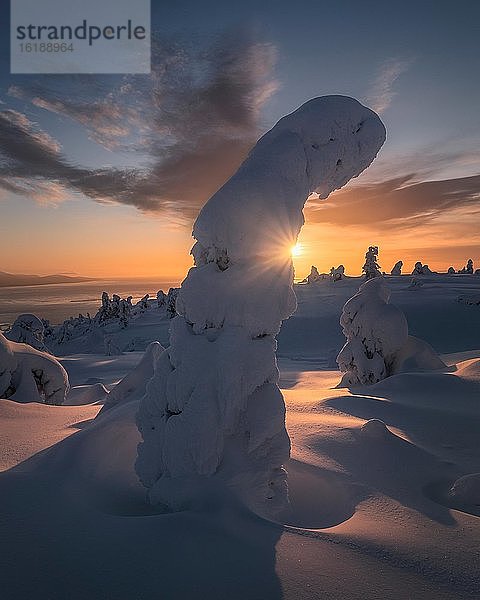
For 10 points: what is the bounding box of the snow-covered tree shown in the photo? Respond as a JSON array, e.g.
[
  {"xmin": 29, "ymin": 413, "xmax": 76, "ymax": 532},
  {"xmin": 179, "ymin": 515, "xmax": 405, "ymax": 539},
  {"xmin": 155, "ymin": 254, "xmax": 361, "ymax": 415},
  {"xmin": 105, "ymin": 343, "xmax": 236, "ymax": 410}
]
[
  {"xmin": 362, "ymin": 246, "xmax": 382, "ymax": 279},
  {"xmin": 301, "ymin": 265, "xmax": 320, "ymax": 284},
  {"xmin": 412, "ymin": 262, "xmax": 433, "ymax": 275},
  {"xmin": 390, "ymin": 260, "xmax": 403, "ymax": 275},
  {"xmin": 157, "ymin": 290, "xmax": 167, "ymax": 308},
  {"xmin": 135, "ymin": 294, "xmax": 150, "ymax": 313},
  {"xmin": 5, "ymin": 313, "xmax": 47, "ymax": 351},
  {"xmin": 330, "ymin": 265, "xmax": 345, "ymax": 281},
  {"xmin": 337, "ymin": 278, "xmax": 408, "ymax": 385},
  {"xmin": 0, "ymin": 332, "xmax": 69, "ymax": 404},
  {"xmin": 337, "ymin": 278, "xmax": 445, "ymax": 385},
  {"xmin": 362, "ymin": 246, "xmax": 381, "ymax": 279},
  {"xmin": 166, "ymin": 287, "xmax": 179, "ymax": 318},
  {"xmin": 96, "ymin": 292, "xmax": 134, "ymax": 325},
  {"xmin": 119, "ymin": 298, "xmax": 131, "ymax": 329},
  {"xmin": 412, "ymin": 261, "xmax": 423, "ymax": 275},
  {"xmin": 42, "ymin": 288, "xmax": 171, "ymax": 355},
  {"xmin": 136, "ymin": 95, "xmax": 386, "ymax": 516},
  {"xmin": 458, "ymin": 259, "xmax": 474, "ymax": 274}
]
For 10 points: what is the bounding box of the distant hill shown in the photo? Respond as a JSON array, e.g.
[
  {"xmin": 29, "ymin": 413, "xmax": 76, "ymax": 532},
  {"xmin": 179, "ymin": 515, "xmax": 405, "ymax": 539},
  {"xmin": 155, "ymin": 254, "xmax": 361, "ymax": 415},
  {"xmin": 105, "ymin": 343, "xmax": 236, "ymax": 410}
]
[{"xmin": 0, "ymin": 271, "xmax": 93, "ymax": 288}]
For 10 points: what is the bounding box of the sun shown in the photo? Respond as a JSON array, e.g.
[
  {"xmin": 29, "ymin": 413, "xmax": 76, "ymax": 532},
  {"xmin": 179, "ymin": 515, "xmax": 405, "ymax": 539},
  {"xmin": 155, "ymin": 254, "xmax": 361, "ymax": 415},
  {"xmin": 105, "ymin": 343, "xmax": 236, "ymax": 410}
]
[{"xmin": 290, "ymin": 243, "xmax": 303, "ymax": 258}]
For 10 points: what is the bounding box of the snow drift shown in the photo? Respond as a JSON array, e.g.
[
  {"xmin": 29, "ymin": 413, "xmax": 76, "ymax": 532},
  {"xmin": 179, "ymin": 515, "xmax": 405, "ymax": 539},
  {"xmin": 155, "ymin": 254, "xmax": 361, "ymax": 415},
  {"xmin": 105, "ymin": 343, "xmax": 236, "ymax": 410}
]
[
  {"xmin": 136, "ymin": 95, "xmax": 386, "ymax": 516},
  {"xmin": 98, "ymin": 341, "xmax": 164, "ymax": 415}
]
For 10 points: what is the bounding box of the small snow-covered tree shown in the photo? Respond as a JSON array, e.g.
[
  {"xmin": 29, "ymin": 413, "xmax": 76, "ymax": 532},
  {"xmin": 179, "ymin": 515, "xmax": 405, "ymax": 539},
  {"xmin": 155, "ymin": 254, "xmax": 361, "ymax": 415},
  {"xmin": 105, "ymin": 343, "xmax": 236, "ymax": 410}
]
[
  {"xmin": 337, "ymin": 278, "xmax": 445, "ymax": 384},
  {"xmin": 98, "ymin": 292, "xmax": 113, "ymax": 323},
  {"xmin": 390, "ymin": 260, "xmax": 403, "ymax": 275},
  {"xmin": 337, "ymin": 278, "xmax": 408, "ymax": 385},
  {"xmin": 166, "ymin": 287, "xmax": 179, "ymax": 318},
  {"xmin": 303, "ymin": 265, "xmax": 320, "ymax": 283},
  {"xmin": 412, "ymin": 262, "xmax": 432, "ymax": 275},
  {"xmin": 157, "ymin": 290, "xmax": 167, "ymax": 308},
  {"xmin": 447, "ymin": 266, "xmax": 456, "ymax": 274},
  {"xmin": 362, "ymin": 246, "xmax": 381, "ymax": 279},
  {"xmin": 460, "ymin": 259, "xmax": 474, "ymax": 274},
  {"xmin": 467, "ymin": 259, "xmax": 474, "ymax": 274},
  {"xmin": 0, "ymin": 332, "xmax": 69, "ymax": 404},
  {"xmin": 330, "ymin": 265, "xmax": 345, "ymax": 281},
  {"xmin": 119, "ymin": 298, "xmax": 131, "ymax": 328},
  {"xmin": 135, "ymin": 294, "xmax": 150, "ymax": 313},
  {"xmin": 6, "ymin": 314, "xmax": 47, "ymax": 351},
  {"xmin": 412, "ymin": 261, "xmax": 423, "ymax": 275}
]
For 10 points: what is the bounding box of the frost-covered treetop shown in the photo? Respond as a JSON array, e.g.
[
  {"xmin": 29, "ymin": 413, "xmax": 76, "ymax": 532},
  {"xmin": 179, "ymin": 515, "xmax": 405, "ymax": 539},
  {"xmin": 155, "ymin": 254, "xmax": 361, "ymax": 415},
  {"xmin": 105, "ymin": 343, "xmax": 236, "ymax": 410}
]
[{"xmin": 193, "ymin": 95, "xmax": 386, "ymax": 262}]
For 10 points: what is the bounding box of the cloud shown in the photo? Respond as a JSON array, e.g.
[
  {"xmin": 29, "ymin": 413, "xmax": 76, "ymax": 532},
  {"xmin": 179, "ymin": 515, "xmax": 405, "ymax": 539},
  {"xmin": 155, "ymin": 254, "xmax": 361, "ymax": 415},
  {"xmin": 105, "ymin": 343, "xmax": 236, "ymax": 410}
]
[
  {"xmin": 0, "ymin": 109, "xmax": 62, "ymax": 157},
  {"xmin": 8, "ymin": 85, "xmax": 133, "ymax": 150},
  {"xmin": 2, "ymin": 30, "xmax": 278, "ymax": 219},
  {"xmin": 305, "ymin": 173, "xmax": 480, "ymax": 229},
  {"xmin": 358, "ymin": 144, "xmax": 480, "ymax": 184},
  {"xmin": 0, "ymin": 108, "xmax": 142, "ymax": 206},
  {"xmin": 365, "ymin": 58, "xmax": 412, "ymax": 114}
]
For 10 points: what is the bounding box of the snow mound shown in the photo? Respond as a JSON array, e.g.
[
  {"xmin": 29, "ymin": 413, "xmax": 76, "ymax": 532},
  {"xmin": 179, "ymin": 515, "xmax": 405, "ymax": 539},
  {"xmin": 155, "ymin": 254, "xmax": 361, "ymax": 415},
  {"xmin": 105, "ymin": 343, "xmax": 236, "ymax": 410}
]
[
  {"xmin": 360, "ymin": 418, "xmax": 391, "ymax": 439},
  {"xmin": 65, "ymin": 383, "xmax": 108, "ymax": 406},
  {"xmin": 391, "ymin": 335, "xmax": 446, "ymax": 373},
  {"xmin": 449, "ymin": 473, "xmax": 480, "ymax": 506},
  {"xmin": 408, "ymin": 277, "xmax": 424, "ymax": 290},
  {"xmin": 136, "ymin": 95, "xmax": 386, "ymax": 517},
  {"xmin": 98, "ymin": 341, "xmax": 164, "ymax": 415},
  {"xmin": 456, "ymin": 358, "xmax": 480, "ymax": 379},
  {"xmin": 0, "ymin": 332, "xmax": 69, "ymax": 404}
]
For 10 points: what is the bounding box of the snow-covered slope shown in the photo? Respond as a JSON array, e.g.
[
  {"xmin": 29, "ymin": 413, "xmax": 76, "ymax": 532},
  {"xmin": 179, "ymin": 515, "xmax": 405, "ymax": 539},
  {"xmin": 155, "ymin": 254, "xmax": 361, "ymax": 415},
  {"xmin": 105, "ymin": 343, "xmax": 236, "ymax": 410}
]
[{"xmin": 0, "ymin": 272, "xmax": 479, "ymax": 598}]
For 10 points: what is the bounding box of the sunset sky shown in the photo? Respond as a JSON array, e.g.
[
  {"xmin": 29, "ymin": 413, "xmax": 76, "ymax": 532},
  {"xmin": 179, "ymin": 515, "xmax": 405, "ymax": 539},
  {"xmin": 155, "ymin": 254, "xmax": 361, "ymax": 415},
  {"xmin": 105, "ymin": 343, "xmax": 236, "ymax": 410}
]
[{"xmin": 1, "ymin": 0, "xmax": 479, "ymax": 280}]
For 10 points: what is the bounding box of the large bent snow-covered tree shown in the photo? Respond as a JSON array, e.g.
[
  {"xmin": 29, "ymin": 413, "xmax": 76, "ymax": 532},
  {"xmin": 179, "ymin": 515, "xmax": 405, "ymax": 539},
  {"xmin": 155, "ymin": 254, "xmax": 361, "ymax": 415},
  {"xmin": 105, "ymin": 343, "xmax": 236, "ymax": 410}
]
[{"xmin": 136, "ymin": 95, "xmax": 386, "ymax": 516}]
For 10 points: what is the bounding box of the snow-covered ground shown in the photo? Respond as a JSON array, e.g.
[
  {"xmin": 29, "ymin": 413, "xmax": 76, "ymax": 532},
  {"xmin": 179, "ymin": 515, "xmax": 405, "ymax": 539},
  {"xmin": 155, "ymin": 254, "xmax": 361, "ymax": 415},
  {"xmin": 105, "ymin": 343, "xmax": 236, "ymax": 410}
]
[{"xmin": 1, "ymin": 274, "xmax": 479, "ymax": 599}]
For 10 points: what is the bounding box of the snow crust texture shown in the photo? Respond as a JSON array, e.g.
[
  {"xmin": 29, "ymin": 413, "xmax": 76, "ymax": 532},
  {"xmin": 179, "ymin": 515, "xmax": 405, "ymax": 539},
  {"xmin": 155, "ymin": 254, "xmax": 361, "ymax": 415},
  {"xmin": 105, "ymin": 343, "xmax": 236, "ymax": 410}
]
[{"xmin": 136, "ymin": 95, "xmax": 386, "ymax": 516}]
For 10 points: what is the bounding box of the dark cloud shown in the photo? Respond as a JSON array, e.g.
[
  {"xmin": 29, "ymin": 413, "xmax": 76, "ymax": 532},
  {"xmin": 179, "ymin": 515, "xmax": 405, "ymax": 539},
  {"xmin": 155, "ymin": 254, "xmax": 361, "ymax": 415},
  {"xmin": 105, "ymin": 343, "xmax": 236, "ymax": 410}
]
[
  {"xmin": 305, "ymin": 173, "xmax": 480, "ymax": 229},
  {"xmin": 1, "ymin": 31, "xmax": 277, "ymax": 218},
  {"xmin": 0, "ymin": 108, "xmax": 140, "ymax": 205}
]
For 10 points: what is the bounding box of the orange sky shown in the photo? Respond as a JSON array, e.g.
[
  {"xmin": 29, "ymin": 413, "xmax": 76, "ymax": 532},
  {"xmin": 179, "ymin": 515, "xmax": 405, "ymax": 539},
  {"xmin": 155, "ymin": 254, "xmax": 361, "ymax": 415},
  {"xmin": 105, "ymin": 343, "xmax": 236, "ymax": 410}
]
[{"xmin": 2, "ymin": 187, "xmax": 478, "ymax": 281}]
